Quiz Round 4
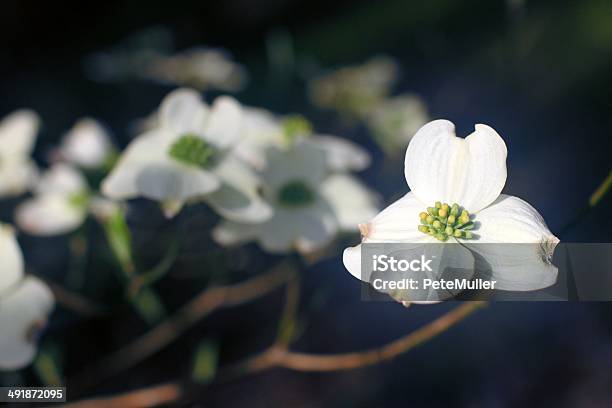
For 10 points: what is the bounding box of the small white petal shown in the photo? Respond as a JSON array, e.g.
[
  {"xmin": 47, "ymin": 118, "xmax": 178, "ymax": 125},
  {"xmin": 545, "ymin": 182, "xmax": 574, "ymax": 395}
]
[
  {"xmin": 159, "ymin": 88, "xmax": 208, "ymax": 136},
  {"xmin": 203, "ymin": 96, "xmax": 243, "ymax": 149},
  {"xmin": 206, "ymin": 155, "xmax": 273, "ymax": 223},
  {"xmin": 232, "ymin": 107, "xmax": 283, "ymax": 170},
  {"xmin": 404, "ymin": 120, "xmax": 507, "ymax": 213},
  {"xmin": 101, "ymin": 131, "xmax": 220, "ymax": 201},
  {"xmin": 0, "ymin": 224, "xmax": 24, "ymax": 293},
  {"xmin": 319, "ymin": 174, "xmax": 379, "ymax": 231},
  {"xmin": 15, "ymin": 195, "xmax": 87, "ymax": 236},
  {"xmin": 0, "ymin": 110, "xmax": 40, "ymax": 157},
  {"xmin": 0, "ymin": 159, "xmax": 38, "ymax": 197},
  {"xmin": 262, "ymin": 141, "xmax": 328, "ymax": 190},
  {"xmin": 260, "ymin": 205, "xmax": 337, "ymax": 254},
  {"xmin": 362, "ymin": 192, "xmax": 433, "ymax": 243},
  {"xmin": 60, "ymin": 118, "xmax": 112, "ymax": 168},
  {"xmin": 342, "ymin": 192, "xmax": 434, "ymax": 283},
  {"xmin": 35, "ymin": 163, "xmax": 87, "ymax": 195},
  {"xmin": 310, "ymin": 135, "xmax": 371, "ymax": 171},
  {"xmin": 463, "ymin": 194, "xmax": 560, "ymax": 291},
  {"xmin": 0, "ymin": 277, "xmax": 54, "ymax": 370}
]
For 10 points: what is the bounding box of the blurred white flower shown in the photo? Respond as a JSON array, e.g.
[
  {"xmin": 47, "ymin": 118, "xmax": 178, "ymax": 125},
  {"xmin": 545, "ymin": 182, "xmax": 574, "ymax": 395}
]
[
  {"xmin": 15, "ymin": 164, "xmax": 89, "ymax": 236},
  {"xmin": 0, "ymin": 224, "xmax": 54, "ymax": 370},
  {"xmin": 366, "ymin": 94, "xmax": 429, "ymax": 154},
  {"xmin": 234, "ymin": 109, "xmax": 370, "ymax": 172},
  {"xmin": 308, "ymin": 56, "xmax": 398, "ymax": 118},
  {"xmin": 57, "ymin": 118, "xmax": 114, "ymax": 169},
  {"xmin": 343, "ymin": 120, "xmax": 560, "ymax": 293},
  {"xmin": 102, "ymin": 88, "xmax": 272, "ymax": 221},
  {"xmin": 146, "ymin": 47, "xmax": 248, "ymax": 91},
  {"xmin": 213, "ymin": 141, "xmax": 379, "ymax": 254},
  {"xmin": 0, "ymin": 110, "xmax": 40, "ymax": 198}
]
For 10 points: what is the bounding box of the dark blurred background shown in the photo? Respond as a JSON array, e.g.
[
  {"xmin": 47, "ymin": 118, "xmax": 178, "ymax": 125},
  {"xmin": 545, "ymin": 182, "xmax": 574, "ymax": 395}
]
[{"xmin": 1, "ymin": 0, "xmax": 612, "ymax": 406}]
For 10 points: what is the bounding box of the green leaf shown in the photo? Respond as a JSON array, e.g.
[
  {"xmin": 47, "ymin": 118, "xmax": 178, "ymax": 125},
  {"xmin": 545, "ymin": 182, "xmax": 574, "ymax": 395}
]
[
  {"xmin": 191, "ymin": 339, "xmax": 219, "ymax": 384},
  {"xmin": 33, "ymin": 342, "xmax": 63, "ymax": 386},
  {"xmin": 103, "ymin": 209, "xmax": 134, "ymax": 276}
]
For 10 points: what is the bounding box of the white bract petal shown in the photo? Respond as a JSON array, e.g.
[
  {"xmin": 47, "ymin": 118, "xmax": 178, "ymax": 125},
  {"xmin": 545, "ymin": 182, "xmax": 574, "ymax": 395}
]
[
  {"xmin": 205, "ymin": 155, "xmax": 272, "ymax": 223},
  {"xmin": 232, "ymin": 108, "xmax": 284, "ymax": 170},
  {"xmin": 203, "ymin": 96, "xmax": 243, "ymax": 149},
  {"xmin": 59, "ymin": 118, "xmax": 113, "ymax": 169},
  {"xmin": 16, "ymin": 195, "xmax": 87, "ymax": 236},
  {"xmin": 216, "ymin": 204, "xmax": 338, "ymax": 254},
  {"xmin": 159, "ymin": 88, "xmax": 209, "ymax": 136},
  {"xmin": 0, "ymin": 110, "xmax": 40, "ymax": 197},
  {"xmin": 309, "ymin": 136, "xmax": 371, "ymax": 172},
  {"xmin": 262, "ymin": 141, "xmax": 328, "ymax": 190},
  {"xmin": 0, "ymin": 110, "xmax": 40, "ymax": 158},
  {"xmin": 0, "ymin": 224, "xmax": 24, "ymax": 294},
  {"xmin": 35, "ymin": 163, "xmax": 87, "ymax": 196},
  {"xmin": 404, "ymin": 120, "xmax": 507, "ymax": 213},
  {"xmin": 342, "ymin": 193, "xmax": 434, "ymax": 280},
  {"xmin": 320, "ymin": 174, "xmax": 378, "ymax": 231},
  {"xmin": 0, "ymin": 159, "xmax": 38, "ymax": 197},
  {"xmin": 461, "ymin": 194, "xmax": 560, "ymax": 291},
  {"xmin": 0, "ymin": 277, "xmax": 54, "ymax": 370}
]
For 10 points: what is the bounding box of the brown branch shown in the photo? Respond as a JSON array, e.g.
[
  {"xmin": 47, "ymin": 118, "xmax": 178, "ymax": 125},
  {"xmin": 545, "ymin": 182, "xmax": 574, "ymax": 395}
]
[
  {"xmin": 223, "ymin": 301, "xmax": 486, "ymax": 376},
  {"xmin": 69, "ymin": 265, "xmax": 292, "ymax": 394},
  {"xmin": 68, "ymin": 302, "xmax": 484, "ymax": 407},
  {"xmin": 65, "ymin": 382, "xmax": 182, "ymax": 408},
  {"xmin": 41, "ymin": 278, "xmax": 107, "ymax": 318}
]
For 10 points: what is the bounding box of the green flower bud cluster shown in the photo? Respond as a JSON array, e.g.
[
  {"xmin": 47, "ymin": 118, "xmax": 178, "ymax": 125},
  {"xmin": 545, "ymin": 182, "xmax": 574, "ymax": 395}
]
[
  {"xmin": 282, "ymin": 115, "xmax": 313, "ymax": 143},
  {"xmin": 168, "ymin": 134, "xmax": 215, "ymax": 169},
  {"xmin": 277, "ymin": 180, "xmax": 315, "ymax": 208},
  {"xmin": 418, "ymin": 201, "xmax": 475, "ymax": 241}
]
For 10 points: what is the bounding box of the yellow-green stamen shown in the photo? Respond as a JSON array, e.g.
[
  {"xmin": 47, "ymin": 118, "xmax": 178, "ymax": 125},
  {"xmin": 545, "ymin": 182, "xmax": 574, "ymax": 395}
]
[{"xmin": 418, "ymin": 201, "xmax": 476, "ymax": 241}]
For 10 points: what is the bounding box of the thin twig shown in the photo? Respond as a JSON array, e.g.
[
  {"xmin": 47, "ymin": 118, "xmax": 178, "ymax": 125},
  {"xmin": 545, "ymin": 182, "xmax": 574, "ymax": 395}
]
[
  {"xmin": 69, "ymin": 265, "xmax": 292, "ymax": 394},
  {"xmin": 67, "ymin": 301, "xmax": 484, "ymax": 408},
  {"xmin": 40, "ymin": 278, "xmax": 107, "ymax": 318},
  {"xmin": 65, "ymin": 382, "xmax": 182, "ymax": 408},
  {"xmin": 223, "ymin": 301, "xmax": 486, "ymax": 376}
]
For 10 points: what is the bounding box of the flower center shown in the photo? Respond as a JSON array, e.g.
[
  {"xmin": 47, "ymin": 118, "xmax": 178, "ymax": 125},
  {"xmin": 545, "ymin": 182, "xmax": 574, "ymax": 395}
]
[
  {"xmin": 168, "ymin": 134, "xmax": 215, "ymax": 168},
  {"xmin": 418, "ymin": 201, "xmax": 475, "ymax": 241},
  {"xmin": 277, "ymin": 180, "xmax": 315, "ymax": 208},
  {"xmin": 282, "ymin": 115, "xmax": 312, "ymax": 143}
]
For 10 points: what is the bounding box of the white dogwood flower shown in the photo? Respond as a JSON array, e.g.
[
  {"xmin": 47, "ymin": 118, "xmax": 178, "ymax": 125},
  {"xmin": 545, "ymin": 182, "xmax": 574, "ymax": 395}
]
[
  {"xmin": 15, "ymin": 164, "xmax": 89, "ymax": 236},
  {"xmin": 101, "ymin": 88, "xmax": 272, "ymax": 221},
  {"xmin": 146, "ymin": 47, "xmax": 247, "ymax": 91},
  {"xmin": 58, "ymin": 118, "xmax": 114, "ymax": 169},
  {"xmin": 234, "ymin": 108, "xmax": 370, "ymax": 172},
  {"xmin": 213, "ymin": 141, "xmax": 379, "ymax": 254},
  {"xmin": 0, "ymin": 110, "xmax": 40, "ymax": 197},
  {"xmin": 366, "ymin": 94, "xmax": 429, "ymax": 154},
  {"xmin": 308, "ymin": 56, "xmax": 398, "ymax": 118},
  {"xmin": 343, "ymin": 120, "xmax": 560, "ymax": 293},
  {"xmin": 0, "ymin": 224, "xmax": 54, "ymax": 370}
]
